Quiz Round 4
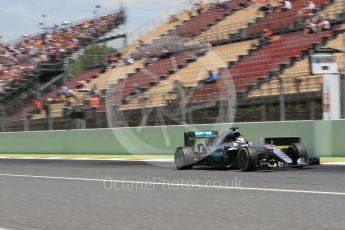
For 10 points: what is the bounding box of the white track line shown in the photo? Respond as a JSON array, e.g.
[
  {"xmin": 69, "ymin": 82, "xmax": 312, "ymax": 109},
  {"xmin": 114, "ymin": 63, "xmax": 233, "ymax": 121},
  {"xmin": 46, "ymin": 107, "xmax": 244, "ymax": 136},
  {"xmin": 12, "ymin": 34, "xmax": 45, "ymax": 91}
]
[
  {"xmin": 0, "ymin": 173, "xmax": 345, "ymax": 196},
  {"xmin": 0, "ymin": 156, "xmax": 173, "ymax": 162},
  {"xmin": 322, "ymin": 162, "xmax": 345, "ymax": 166}
]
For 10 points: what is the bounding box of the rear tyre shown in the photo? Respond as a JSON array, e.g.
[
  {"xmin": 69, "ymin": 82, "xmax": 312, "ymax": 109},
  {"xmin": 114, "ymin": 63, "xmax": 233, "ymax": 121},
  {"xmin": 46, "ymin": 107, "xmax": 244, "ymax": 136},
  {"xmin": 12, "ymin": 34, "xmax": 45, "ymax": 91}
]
[
  {"xmin": 288, "ymin": 143, "xmax": 309, "ymax": 165},
  {"xmin": 174, "ymin": 147, "xmax": 195, "ymax": 170},
  {"xmin": 237, "ymin": 147, "xmax": 259, "ymax": 171}
]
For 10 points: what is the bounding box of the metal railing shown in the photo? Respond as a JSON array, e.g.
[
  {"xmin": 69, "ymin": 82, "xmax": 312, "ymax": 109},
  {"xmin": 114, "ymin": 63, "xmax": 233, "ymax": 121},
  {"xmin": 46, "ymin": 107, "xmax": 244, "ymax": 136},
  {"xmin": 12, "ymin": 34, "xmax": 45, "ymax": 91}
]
[{"xmin": 0, "ymin": 72, "xmax": 333, "ymax": 132}]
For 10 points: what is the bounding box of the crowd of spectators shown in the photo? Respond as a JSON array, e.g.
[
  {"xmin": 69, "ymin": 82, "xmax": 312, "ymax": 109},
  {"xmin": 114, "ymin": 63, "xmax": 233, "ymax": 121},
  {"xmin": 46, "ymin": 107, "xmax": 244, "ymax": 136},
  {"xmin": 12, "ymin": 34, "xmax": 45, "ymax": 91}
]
[
  {"xmin": 258, "ymin": 0, "xmax": 294, "ymax": 16},
  {"xmin": 0, "ymin": 9, "xmax": 125, "ymax": 95},
  {"xmin": 187, "ymin": 0, "xmax": 234, "ymax": 18},
  {"xmin": 257, "ymin": 0, "xmax": 325, "ymax": 17},
  {"xmin": 32, "ymin": 79, "xmax": 105, "ymax": 119},
  {"xmin": 256, "ymin": 0, "xmax": 332, "ymax": 41}
]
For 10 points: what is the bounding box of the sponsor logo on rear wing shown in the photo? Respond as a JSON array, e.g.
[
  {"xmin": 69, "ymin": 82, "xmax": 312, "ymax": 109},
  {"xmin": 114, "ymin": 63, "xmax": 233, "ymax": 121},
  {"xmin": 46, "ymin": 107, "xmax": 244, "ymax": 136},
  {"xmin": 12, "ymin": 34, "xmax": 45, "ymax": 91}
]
[{"xmin": 187, "ymin": 131, "xmax": 219, "ymax": 138}]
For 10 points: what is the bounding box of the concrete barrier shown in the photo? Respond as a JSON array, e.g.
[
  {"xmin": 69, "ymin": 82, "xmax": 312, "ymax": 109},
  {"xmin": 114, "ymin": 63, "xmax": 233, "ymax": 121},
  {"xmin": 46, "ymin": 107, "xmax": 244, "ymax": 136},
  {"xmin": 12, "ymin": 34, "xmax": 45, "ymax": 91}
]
[{"xmin": 0, "ymin": 120, "xmax": 344, "ymax": 156}]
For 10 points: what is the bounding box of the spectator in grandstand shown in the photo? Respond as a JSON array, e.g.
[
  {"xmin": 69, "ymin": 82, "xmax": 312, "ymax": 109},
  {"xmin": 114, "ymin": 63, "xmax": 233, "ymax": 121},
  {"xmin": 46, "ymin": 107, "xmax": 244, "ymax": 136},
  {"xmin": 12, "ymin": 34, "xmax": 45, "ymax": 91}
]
[
  {"xmin": 318, "ymin": 18, "xmax": 331, "ymax": 31},
  {"xmin": 59, "ymin": 85, "xmax": 69, "ymax": 94},
  {"xmin": 189, "ymin": 4, "xmax": 199, "ymax": 17},
  {"xmin": 258, "ymin": 0, "xmax": 272, "ymax": 16},
  {"xmin": 215, "ymin": 0, "xmax": 230, "ymax": 11},
  {"xmin": 78, "ymin": 85, "xmax": 91, "ymax": 94},
  {"xmin": 100, "ymin": 62, "xmax": 108, "ymax": 74},
  {"xmin": 90, "ymin": 84, "xmax": 99, "ymax": 95},
  {"xmin": 90, "ymin": 94, "xmax": 100, "ymax": 110},
  {"xmin": 311, "ymin": 9, "xmax": 323, "ymax": 21},
  {"xmin": 238, "ymin": 0, "xmax": 250, "ymax": 9},
  {"xmin": 124, "ymin": 56, "xmax": 134, "ymax": 65},
  {"xmin": 62, "ymin": 101, "xmax": 72, "ymax": 118},
  {"xmin": 303, "ymin": 19, "xmax": 317, "ymax": 36},
  {"xmin": 0, "ymin": 10, "xmax": 123, "ymax": 93},
  {"xmin": 306, "ymin": 0, "xmax": 316, "ymax": 15},
  {"xmin": 259, "ymin": 28, "xmax": 273, "ymax": 46},
  {"xmin": 106, "ymin": 55, "xmax": 113, "ymax": 66},
  {"xmin": 169, "ymin": 14, "xmax": 179, "ymax": 23},
  {"xmin": 132, "ymin": 83, "xmax": 147, "ymax": 103},
  {"xmin": 160, "ymin": 46, "xmax": 172, "ymax": 59},
  {"xmin": 280, "ymin": 0, "xmax": 292, "ymax": 11},
  {"xmin": 133, "ymin": 83, "xmax": 142, "ymax": 96},
  {"xmin": 197, "ymin": 1, "xmax": 206, "ymax": 14},
  {"xmin": 205, "ymin": 70, "xmax": 219, "ymax": 83},
  {"xmin": 33, "ymin": 99, "xmax": 43, "ymax": 114}
]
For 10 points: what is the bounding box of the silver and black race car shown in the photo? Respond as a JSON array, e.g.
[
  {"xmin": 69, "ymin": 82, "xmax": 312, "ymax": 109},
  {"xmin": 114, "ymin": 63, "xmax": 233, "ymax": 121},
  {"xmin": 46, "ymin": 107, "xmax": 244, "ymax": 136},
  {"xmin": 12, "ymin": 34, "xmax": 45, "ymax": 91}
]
[{"xmin": 174, "ymin": 127, "xmax": 320, "ymax": 171}]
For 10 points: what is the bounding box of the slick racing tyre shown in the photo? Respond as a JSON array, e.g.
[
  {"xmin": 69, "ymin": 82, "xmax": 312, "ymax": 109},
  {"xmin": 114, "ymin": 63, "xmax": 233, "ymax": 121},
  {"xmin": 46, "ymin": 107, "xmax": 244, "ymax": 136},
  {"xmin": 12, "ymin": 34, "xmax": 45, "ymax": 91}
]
[
  {"xmin": 237, "ymin": 147, "xmax": 259, "ymax": 171},
  {"xmin": 288, "ymin": 143, "xmax": 309, "ymax": 165},
  {"xmin": 175, "ymin": 147, "xmax": 196, "ymax": 170}
]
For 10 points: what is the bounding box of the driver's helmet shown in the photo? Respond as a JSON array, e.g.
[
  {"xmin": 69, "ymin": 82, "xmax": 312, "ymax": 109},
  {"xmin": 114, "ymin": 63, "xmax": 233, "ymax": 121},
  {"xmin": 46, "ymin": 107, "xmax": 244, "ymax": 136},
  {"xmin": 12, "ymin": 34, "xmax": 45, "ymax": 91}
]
[{"xmin": 224, "ymin": 131, "xmax": 241, "ymax": 143}]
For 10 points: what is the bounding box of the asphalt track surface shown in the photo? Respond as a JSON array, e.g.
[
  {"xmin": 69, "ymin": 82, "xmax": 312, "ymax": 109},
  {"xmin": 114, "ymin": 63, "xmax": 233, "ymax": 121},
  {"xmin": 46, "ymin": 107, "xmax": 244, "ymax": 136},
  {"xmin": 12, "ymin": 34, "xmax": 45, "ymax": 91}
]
[{"xmin": 0, "ymin": 160, "xmax": 345, "ymax": 230}]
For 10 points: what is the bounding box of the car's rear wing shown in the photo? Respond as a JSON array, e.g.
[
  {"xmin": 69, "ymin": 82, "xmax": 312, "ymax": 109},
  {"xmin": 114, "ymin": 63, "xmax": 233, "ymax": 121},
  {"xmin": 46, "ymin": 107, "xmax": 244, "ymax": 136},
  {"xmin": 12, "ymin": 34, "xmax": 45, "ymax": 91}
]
[{"xmin": 184, "ymin": 131, "xmax": 218, "ymax": 147}]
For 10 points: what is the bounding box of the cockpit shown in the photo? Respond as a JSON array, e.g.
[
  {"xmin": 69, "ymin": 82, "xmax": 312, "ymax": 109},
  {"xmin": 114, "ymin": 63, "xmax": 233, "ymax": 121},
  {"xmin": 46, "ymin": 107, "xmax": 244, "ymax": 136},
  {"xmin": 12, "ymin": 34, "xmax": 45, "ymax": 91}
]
[{"xmin": 223, "ymin": 131, "xmax": 241, "ymax": 143}]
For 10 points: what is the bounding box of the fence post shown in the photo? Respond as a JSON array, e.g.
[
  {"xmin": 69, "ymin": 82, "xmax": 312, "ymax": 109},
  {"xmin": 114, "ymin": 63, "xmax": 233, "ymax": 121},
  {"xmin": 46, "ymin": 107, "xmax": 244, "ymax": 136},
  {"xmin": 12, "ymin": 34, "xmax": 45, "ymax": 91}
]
[
  {"xmin": 23, "ymin": 111, "xmax": 29, "ymax": 131},
  {"xmin": 309, "ymin": 100, "xmax": 315, "ymax": 120},
  {"xmin": 278, "ymin": 77, "xmax": 286, "ymax": 121},
  {"xmin": 47, "ymin": 114, "xmax": 53, "ymax": 130},
  {"xmin": 342, "ymin": 33, "xmax": 345, "ymax": 118},
  {"xmin": 0, "ymin": 105, "xmax": 6, "ymax": 132},
  {"xmin": 261, "ymin": 104, "xmax": 267, "ymax": 121},
  {"xmin": 341, "ymin": 75, "xmax": 345, "ymax": 119}
]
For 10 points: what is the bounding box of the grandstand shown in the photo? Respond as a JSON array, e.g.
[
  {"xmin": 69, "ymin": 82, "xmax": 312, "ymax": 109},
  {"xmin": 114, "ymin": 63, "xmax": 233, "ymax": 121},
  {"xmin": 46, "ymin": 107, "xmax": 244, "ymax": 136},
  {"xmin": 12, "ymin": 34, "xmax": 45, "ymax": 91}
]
[
  {"xmin": 195, "ymin": 2, "xmax": 262, "ymax": 42},
  {"xmin": 122, "ymin": 39, "xmax": 256, "ymax": 110},
  {"xmin": 248, "ymin": 33, "xmax": 345, "ymax": 98},
  {"xmin": 1, "ymin": 0, "xmax": 345, "ymax": 131},
  {"xmin": 0, "ymin": 8, "xmax": 126, "ymax": 115}
]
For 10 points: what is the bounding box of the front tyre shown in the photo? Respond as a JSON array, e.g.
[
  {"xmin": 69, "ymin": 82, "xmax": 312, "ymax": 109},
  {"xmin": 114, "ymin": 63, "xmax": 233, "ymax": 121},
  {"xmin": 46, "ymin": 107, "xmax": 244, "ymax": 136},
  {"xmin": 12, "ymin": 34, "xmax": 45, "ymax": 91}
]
[
  {"xmin": 237, "ymin": 147, "xmax": 259, "ymax": 171},
  {"xmin": 288, "ymin": 143, "xmax": 309, "ymax": 165},
  {"xmin": 174, "ymin": 147, "xmax": 196, "ymax": 170}
]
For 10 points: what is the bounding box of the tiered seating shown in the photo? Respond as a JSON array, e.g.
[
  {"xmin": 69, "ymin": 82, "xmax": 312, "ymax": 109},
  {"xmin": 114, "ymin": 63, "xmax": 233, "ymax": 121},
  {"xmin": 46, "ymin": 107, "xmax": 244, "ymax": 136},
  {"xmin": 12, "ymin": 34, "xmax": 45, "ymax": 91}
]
[
  {"xmin": 121, "ymin": 51, "xmax": 220, "ymax": 110},
  {"xmin": 188, "ymin": 30, "xmax": 332, "ymax": 104},
  {"xmin": 195, "ymin": 2, "xmax": 261, "ymax": 42},
  {"xmin": 176, "ymin": 1, "xmax": 234, "ymax": 37},
  {"xmin": 233, "ymin": 31, "xmax": 331, "ymax": 91},
  {"xmin": 326, "ymin": 35, "xmax": 345, "ymax": 70},
  {"xmin": 114, "ymin": 51, "xmax": 196, "ymax": 104},
  {"xmin": 246, "ymin": 0, "xmax": 329, "ymax": 36},
  {"xmin": 30, "ymin": 59, "xmax": 147, "ymax": 119},
  {"xmin": 139, "ymin": 11, "xmax": 190, "ymax": 44},
  {"xmin": 247, "ymin": 59, "xmax": 323, "ymax": 97},
  {"xmin": 91, "ymin": 61, "xmax": 144, "ymax": 90},
  {"xmin": 321, "ymin": 0, "xmax": 345, "ymax": 20},
  {"xmin": 212, "ymin": 39, "xmax": 257, "ymax": 63},
  {"xmin": 31, "ymin": 68, "xmax": 102, "ymax": 119},
  {"xmin": 121, "ymin": 39, "xmax": 257, "ymax": 110},
  {"xmin": 248, "ymin": 33, "xmax": 345, "ymax": 97}
]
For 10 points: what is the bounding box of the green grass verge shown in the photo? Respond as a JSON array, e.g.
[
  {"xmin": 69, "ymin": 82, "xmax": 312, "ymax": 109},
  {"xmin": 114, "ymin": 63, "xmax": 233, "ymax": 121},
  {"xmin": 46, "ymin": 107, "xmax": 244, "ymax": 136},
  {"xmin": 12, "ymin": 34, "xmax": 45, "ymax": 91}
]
[
  {"xmin": 320, "ymin": 157, "xmax": 345, "ymax": 162},
  {"xmin": 0, "ymin": 154, "xmax": 173, "ymax": 159}
]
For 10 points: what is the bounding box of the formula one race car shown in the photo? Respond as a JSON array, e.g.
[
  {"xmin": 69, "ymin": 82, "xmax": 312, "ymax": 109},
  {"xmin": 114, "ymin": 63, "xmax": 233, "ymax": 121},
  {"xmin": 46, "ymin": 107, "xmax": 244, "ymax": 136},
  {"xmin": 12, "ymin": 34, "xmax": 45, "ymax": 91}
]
[{"xmin": 174, "ymin": 128, "xmax": 320, "ymax": 171}]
